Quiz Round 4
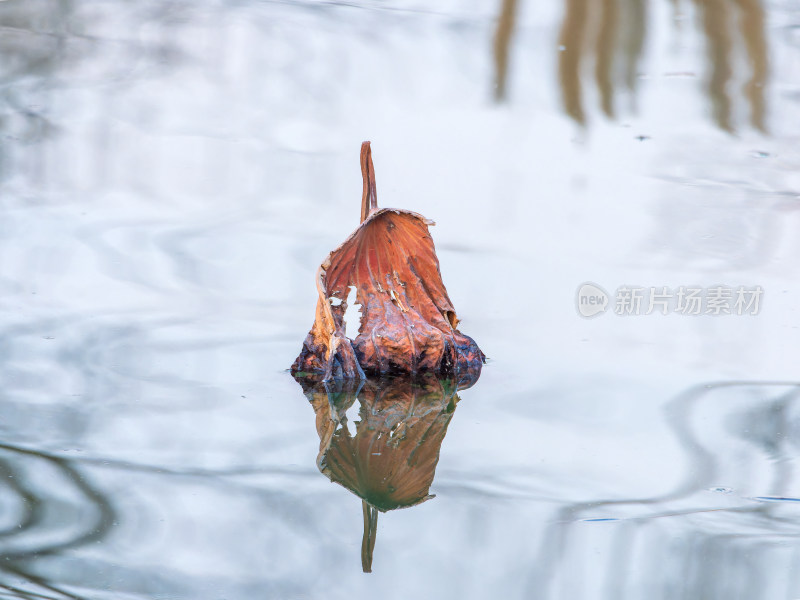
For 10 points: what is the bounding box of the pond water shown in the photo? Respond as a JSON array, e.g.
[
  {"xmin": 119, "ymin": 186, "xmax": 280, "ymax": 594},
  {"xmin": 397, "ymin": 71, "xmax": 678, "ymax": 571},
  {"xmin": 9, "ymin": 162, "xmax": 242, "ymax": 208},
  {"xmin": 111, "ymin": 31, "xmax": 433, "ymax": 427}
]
[{"xmin": 1, "ymin": 0, "xmax": 800, "ymax": 598}]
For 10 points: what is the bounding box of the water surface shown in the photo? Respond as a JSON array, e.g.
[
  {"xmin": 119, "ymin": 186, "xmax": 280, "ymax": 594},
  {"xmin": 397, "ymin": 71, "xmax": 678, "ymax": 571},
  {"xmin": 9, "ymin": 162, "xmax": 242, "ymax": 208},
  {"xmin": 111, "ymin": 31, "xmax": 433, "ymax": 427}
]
[{"xmin": 1, "ymin": 0, "xmax": 800, "ymax": 598}]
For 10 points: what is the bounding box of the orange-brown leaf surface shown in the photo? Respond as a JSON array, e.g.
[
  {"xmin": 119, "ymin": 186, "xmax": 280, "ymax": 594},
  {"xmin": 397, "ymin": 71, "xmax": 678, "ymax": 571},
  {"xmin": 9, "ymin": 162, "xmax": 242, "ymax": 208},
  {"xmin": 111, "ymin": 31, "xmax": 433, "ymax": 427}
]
[{"xmin": 291, "ymin": 142, "xmax": 484, "ymax": 380}]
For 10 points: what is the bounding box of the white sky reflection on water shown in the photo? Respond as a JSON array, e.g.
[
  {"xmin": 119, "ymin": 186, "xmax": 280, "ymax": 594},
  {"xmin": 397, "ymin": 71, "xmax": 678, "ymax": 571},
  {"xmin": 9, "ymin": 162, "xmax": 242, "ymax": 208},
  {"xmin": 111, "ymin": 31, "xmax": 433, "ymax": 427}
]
[{"xmin": 1, "ymin": 0, "xmax": 799, "ymax": 598}]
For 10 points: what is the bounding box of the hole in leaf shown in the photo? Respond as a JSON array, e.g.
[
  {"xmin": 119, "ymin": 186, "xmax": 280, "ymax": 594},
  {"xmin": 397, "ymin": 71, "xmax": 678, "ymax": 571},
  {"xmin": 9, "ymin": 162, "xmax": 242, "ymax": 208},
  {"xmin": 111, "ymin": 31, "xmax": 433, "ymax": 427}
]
[
  {"xmin": 344, "ymin": 285, "xmax": 360, "ymax": 340},
  {"xmin": 344, "ymin": 400, "xmax": 360, "ymax": 436}
]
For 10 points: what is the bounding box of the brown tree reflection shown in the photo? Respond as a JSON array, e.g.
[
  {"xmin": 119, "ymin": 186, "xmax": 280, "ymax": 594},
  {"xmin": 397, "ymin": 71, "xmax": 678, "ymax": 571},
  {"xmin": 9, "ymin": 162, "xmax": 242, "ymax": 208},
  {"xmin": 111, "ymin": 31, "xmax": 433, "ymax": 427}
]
[
  {"xmin": 698, "ymin": 0, "xmax": 768, "ymax": 131},
  {"xmin": 493, "ymin": 0, "xmax": 768, "ymax": 131},
  {"xmin": 295, "ymin": 373, "xmax": 480, "ymax": 572},
  {"xmin": 493, "ymin": 0, "xmax": 519, "ymax": 101}
]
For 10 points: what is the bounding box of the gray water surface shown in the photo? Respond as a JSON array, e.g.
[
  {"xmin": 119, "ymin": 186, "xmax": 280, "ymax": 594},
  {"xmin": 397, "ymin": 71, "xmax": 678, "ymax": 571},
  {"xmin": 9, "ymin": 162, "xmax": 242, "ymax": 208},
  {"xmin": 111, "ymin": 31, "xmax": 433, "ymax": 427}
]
[{"xmin": 2, "ymin": 0, "xmax": 800, "ymax": 598}]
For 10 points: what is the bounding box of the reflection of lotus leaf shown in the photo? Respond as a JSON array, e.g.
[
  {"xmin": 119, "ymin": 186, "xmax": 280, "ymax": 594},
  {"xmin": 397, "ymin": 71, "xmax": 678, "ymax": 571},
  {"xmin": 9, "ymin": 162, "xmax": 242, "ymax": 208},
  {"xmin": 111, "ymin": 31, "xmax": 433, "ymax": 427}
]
[{"xmin": 295, "ymin": 372, "xmax": 479, "ymax": 571}]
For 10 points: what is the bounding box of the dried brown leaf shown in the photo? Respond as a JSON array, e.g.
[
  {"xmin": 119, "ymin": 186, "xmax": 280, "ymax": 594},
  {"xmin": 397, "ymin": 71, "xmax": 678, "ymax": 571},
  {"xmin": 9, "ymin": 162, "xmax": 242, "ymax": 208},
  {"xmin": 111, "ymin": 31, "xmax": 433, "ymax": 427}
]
[{"xmin": 291, "ymin": 142, "xmax": 484, "ymax": 380}]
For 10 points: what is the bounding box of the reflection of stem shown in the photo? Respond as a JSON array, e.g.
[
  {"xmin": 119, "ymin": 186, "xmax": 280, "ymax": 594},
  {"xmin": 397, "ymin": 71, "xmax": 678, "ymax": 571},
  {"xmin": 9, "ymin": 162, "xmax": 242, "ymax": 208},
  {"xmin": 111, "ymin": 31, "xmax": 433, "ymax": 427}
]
[
  {"xmin": 697, "ymin": 0, "xmax": 733, "ymax": 132},
  {"xmin": 733, "ymin": 0, "xmax": 768, "ymax": 132},
  {"xmin": 558, "ymin": 0, "xmax": 588, "ymax": 124},
  {"xmin": 493, "ymin": 0, "xmax": 518, "ymax": 102},
  {"xmin": 361, "ymin": 500, "xmax": 378, "ymax": 573},
  {"xmin": 595, "ymin": 0, "xmax": 619, "ymax": 118}
]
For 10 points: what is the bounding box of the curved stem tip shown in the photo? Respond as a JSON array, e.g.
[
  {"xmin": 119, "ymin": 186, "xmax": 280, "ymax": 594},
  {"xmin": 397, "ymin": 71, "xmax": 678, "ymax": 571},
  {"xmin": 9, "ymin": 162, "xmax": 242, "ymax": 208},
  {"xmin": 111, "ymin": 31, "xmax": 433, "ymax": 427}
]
[{"xmin": 360, "ymin": 141, "xmax": 378, "ymax": 224}]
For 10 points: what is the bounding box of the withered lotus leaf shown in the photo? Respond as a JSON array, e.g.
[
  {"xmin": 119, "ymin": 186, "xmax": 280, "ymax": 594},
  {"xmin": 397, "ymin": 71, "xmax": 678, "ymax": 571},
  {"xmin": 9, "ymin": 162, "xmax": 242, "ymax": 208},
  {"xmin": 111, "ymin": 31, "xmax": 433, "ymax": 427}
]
[{"xmin": 292, "ymin": 142, "xmax": 484, "ymax": 380}]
